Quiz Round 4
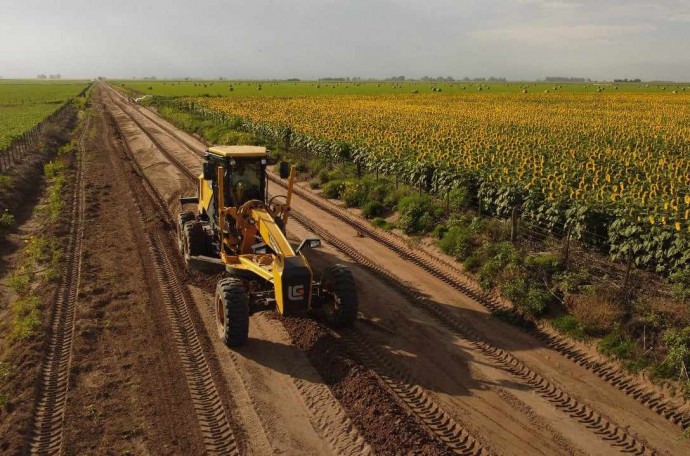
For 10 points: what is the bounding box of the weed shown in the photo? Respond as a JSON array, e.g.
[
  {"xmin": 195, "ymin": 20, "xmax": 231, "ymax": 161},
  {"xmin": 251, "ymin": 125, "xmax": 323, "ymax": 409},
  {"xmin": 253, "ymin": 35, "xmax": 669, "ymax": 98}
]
[
  {"xmin": 371, "ymin": 217, "xmax": 395, "ymax": 230},
  {"xmin": 11, "ymin": 295, "xmax": 41, "ymax": 340},
  {"xmin": 0, "ymin": 392, "xmax": 9, "ymax": 412},
  {"xmin": 8, "ymin": 269, "xmax": 31, "ymax": 295},
  {"xmin": 0, "ymin": 175, "xmax": 13, "ymax": 191},
  {"xmin": 0, "ymin": 210, "xmax": 15, "ymax": 235},
  {"xmin": 670, "ymin": 268, "xmax": 690, "ymax": 304},
  {"xmin": 660, "ymin": 327, "xmax": 690, "ymax": 378},
  {"xmin": 0, "ymin": 362, "xmax": 10, "ymax": 381},
  {"xmin": 362, "ymin": 201, "xmax": 384, "ymax": 219},
  {"xmin": 44, "ymin": 160, "xmax": 65, "ymax": 179},
  {"xmin": 598, "ymin": 331, "xmax": 636, "ymax": 360},
  {"xmin": 550, "ymin": 314, "xmax": 586, "ymax": 340}
]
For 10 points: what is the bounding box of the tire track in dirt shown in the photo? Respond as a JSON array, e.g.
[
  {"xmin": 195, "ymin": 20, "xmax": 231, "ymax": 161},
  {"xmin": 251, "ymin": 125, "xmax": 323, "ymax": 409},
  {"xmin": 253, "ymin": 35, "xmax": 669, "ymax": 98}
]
[
  {"xmin": 287, "ymin": 208, "xmax": 657, "ymax": 455},
  {"xmin": 102, "ymin": 90, "xmax": 239, "ymax": 455},
  {"xmin": 339, "ymin": 329, "xmax": 489, "ymax": 456},
  {"xmin": 104, "ymin": 87, "xmax": 374, "ymax": 455},
  {"xmin": 268, "ymin": 172, "xmax": 690, "ymax": 432},
  {"xmin": 25, "ymin": 110, "xmax": 89, "ymax": 456}
]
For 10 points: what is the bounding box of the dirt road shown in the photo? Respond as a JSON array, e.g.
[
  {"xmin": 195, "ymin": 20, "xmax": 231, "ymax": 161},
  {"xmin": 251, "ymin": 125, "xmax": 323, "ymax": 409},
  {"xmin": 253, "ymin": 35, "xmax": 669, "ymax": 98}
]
[{"xmin": 17, "ymin": 83, "xmax": 688, "ymax": 455}]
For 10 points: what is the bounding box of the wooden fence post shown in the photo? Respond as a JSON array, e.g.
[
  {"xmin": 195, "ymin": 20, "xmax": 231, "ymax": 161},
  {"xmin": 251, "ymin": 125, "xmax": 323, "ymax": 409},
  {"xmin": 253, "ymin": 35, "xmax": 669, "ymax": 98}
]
[
  {"xmin": 563, "ymin": 224, "xmax": 573, "ymax": 270},
  {"xmin": 510, "ymin": 206, "xmax": 519, "ymax": 243}
]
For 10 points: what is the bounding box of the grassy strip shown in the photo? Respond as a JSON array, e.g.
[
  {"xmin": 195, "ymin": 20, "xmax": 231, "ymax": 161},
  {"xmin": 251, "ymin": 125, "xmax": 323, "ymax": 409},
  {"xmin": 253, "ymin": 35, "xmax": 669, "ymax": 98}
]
[
  {"xmin": 150, "ymin": 98, "xmax": 690, "ymax": 395},
  {"xmin": 3, "ymin": 135, "xmax": 75, "ymax": 342},
  {"xmin": 0, "ymin": 96, "xmax": 85, "ymax": 427}
]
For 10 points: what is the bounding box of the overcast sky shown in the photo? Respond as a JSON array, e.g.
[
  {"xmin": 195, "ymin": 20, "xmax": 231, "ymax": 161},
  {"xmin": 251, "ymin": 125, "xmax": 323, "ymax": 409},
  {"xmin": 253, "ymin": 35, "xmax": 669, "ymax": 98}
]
[{"xmin": 1, "ymin": 0, "xmax": 688, "ymax": 81}]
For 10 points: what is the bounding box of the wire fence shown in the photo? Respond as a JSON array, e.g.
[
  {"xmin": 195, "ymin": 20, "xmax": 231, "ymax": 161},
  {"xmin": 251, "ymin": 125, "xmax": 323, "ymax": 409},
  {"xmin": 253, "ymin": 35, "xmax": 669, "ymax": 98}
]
[{"xmin": 0, "ymin": 85, "xmax": 90, "ymax": 174}]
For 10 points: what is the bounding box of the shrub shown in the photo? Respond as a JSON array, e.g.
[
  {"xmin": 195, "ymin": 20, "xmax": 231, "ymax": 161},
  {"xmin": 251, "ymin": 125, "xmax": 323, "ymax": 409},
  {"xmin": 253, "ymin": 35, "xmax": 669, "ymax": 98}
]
[
  {"xmin": 553, "ymin": 269, "xmax": 591, "ymax": 293},
  {"xmin": 44, "ymin": 160, "xmax": 65, "ymax": 179},
  {"xmin": 571, "ymin": 286, "xmax": 624, "ymax": 335},
  {"xmin": 308, "ymin": 158, "xmax": 328, "ymax": 176},
  {"xmin": 317, "ymin": 169, "xmax": 331, "ymax": 185},
  {"xmin": 525, "ymin": 253, "xmax": 561, "ymax": 279},
  {"xmin": 322, "ymin": 180, "xmax": 345, "ymax": 199},
  {"xmin": 341, "ymin": 179, "xmax": 369, "ymax": 207},
  {"xmin": 295, "ymin": 161, "xmax": 308, "ymax": 173},
  {"xmin": 439, "ymin": 225, "xmax": 477, "ymax": 259},
  {"xmin": 484, "ymin": 219, "xmax": 512, "ymax": 243},
  {"xmin": 383, "ymin": 187, "xmax": 414, "ymax": 209},
  {"xmin": 463, "ymin": 254, "xmax": 481, "ymax": 272},
  {"xmin": 448, "ymin": 186, "xmax": 471, "ymax": 212},
  {"xmin": 362, "ymin": 201, "xmax": 384, "ymax": 219},
  {"xmin": 476, "ymin": 242, "xmax": 522, "ymax": 289},
  {"xmin": 367, "ymin": 179, "xmax": 392, "ymax": 203},
  {"xmin": 660, "ymin": 327, "xmax": 690, "ymax": 378},
  {"xmin": 397, "ymin": 194, "xmax": 439, "ymax": 235},
  {"xmin": 670, "ymin": 268, "xmax": 690, "ymax": 304},
  {"xmin": 502, "ymin": 274, "xmax": 550, "ymax": 316}
]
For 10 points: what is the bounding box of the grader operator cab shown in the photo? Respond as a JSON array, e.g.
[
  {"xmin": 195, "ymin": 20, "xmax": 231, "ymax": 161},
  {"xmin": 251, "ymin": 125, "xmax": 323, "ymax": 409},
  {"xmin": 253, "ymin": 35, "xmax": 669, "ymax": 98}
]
[{"xmin": 178, "ymin": 146, "xmax": 358, "ymax": 347}]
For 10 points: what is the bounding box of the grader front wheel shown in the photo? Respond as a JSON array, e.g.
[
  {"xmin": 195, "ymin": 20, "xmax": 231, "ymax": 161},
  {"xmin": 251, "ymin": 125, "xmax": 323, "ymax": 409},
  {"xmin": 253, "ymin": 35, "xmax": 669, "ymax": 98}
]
[
  {"xmin": 216, "ymin": 278, "xmax": 249, "ymax": 347},
  {"xmin": 321, "ymin": 264, "xmax": 358, "ymax": 327}
]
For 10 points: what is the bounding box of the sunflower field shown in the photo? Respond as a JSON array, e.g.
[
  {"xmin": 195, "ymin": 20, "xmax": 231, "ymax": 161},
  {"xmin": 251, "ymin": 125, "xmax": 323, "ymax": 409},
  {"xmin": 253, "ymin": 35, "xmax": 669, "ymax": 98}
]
[{"xmin": 178, "ymin": 92, "xmax": 690, "ymax": 273}]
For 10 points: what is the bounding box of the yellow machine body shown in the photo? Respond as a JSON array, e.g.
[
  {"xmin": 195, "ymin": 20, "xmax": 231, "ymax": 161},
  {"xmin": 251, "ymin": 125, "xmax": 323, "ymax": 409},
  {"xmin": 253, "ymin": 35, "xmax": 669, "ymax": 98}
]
[{"xmin": 190, "ymin": 146, "xmax": 316, "ymax": 316}]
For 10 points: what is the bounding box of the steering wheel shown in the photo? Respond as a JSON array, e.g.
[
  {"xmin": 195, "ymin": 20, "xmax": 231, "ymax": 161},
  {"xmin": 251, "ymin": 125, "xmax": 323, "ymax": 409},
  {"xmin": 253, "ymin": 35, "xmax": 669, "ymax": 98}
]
[
  {"xmin": 268, "ymin": 195, "xmax": 287, "ymax": 216},
  {"xmin": 237, "ymin": 199, "xmax": 266, "ymax": 220}
]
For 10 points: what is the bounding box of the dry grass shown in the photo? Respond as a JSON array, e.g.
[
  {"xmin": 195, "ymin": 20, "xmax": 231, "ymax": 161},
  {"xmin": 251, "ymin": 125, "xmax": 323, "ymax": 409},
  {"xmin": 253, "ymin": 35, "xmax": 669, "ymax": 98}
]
[{"xmin": 571, "ymin": 286, "xmax": 625, "ymax": 335}]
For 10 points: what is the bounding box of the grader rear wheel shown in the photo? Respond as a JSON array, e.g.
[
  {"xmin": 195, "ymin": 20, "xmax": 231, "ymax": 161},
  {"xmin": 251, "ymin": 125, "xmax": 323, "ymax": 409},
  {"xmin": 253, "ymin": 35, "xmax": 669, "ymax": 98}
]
[
  {"xmin": 321, "ymin": 264, "xmax": 358, "ymax": 327},
  {"xmin": 184, "ymin": 221, "xmax": 206, "ymax": 257},
  {"xmin": 177, "ymin": 211, "xmax": 195, "ymax": 252},
  {"xmin": 216, "ymin": 278, "xmax": 249, "ymax": 347}
]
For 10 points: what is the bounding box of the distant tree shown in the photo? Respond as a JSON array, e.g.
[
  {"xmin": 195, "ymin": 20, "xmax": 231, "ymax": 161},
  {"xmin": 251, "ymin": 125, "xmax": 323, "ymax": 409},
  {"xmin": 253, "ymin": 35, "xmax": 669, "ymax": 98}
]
[{"xmin": 37, "ymin": 74, "xmax": 47, "ymax": 79}]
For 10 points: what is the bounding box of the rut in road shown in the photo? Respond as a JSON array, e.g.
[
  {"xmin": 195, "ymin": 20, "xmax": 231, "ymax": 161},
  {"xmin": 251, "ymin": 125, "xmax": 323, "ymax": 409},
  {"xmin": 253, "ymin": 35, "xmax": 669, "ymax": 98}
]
[
  {"xmin": 109, "ymin": 104, "xmax": 239, "ymax": 455},
  {"xmin": 107, "ymin": 89, "xmax": 376, "ymax": 455},
  {"xmin": 105, "ymin": 87, "xmax": 474, "ymax": 455},
  {"xmin": 288, "ymin": 208, "xmax": 657, "ymax": 456},
  {"xmin": 25, "ymin": 112, "xmax": 89, "ymax": 456}
]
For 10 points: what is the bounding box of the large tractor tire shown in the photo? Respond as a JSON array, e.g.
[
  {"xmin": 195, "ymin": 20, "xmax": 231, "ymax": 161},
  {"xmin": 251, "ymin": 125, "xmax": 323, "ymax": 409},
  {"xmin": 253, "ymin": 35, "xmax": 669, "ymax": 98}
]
[
  {"xmin": 178, "ymin": 211, "xmax": 195, "ymax": 252},
  {"xmin": 216, "ymin": 278, "xmax": 249, "ymax": 347},
  {"xmin": 183, "ymin": 221, "xmax": 206, "ymax": 257},
  {"xmin": 321, "ymin": 264, "xmax": 358, "ymax": 327}
]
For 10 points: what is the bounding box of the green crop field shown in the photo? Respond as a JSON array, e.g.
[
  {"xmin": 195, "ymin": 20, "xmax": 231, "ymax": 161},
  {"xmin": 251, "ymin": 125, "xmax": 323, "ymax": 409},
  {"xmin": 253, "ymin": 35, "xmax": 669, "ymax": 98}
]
[
  {"xmin": 114, "ymin": 80, "xmax": 690, "ymax": 98},
  {"xmin": 117, "ymin": 78, "xmax": 690, "ymax": 275},
  {"xmin": 0, "ymin": 80, "xmax": 89, "ymax": 149}
]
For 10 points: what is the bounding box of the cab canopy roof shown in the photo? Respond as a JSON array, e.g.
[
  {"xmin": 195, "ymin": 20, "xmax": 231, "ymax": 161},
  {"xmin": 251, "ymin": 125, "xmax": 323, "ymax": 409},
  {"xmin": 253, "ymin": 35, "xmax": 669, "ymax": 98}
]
[{"xmin": 207, "ymin": 145, "xmax": 267, "ymax": 158}]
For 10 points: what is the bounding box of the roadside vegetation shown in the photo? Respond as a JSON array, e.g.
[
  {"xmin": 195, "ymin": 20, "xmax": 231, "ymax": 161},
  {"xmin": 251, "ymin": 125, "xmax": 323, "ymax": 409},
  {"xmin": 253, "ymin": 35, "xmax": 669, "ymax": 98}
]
[
  {"xmin": 0, "ymin": 91, "xmax": 87, "ymax": 446},
  {"xmin": 147, "ymin": 93, "xmax": 690, "ymax": 396}
]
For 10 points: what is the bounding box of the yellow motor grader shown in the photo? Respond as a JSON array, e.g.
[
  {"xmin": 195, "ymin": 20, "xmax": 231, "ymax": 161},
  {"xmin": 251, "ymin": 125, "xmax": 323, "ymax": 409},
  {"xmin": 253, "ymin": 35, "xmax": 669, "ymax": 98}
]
[{"xmin": 178, "ymin": 146, "xmax": 358, "ymax": 346}]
